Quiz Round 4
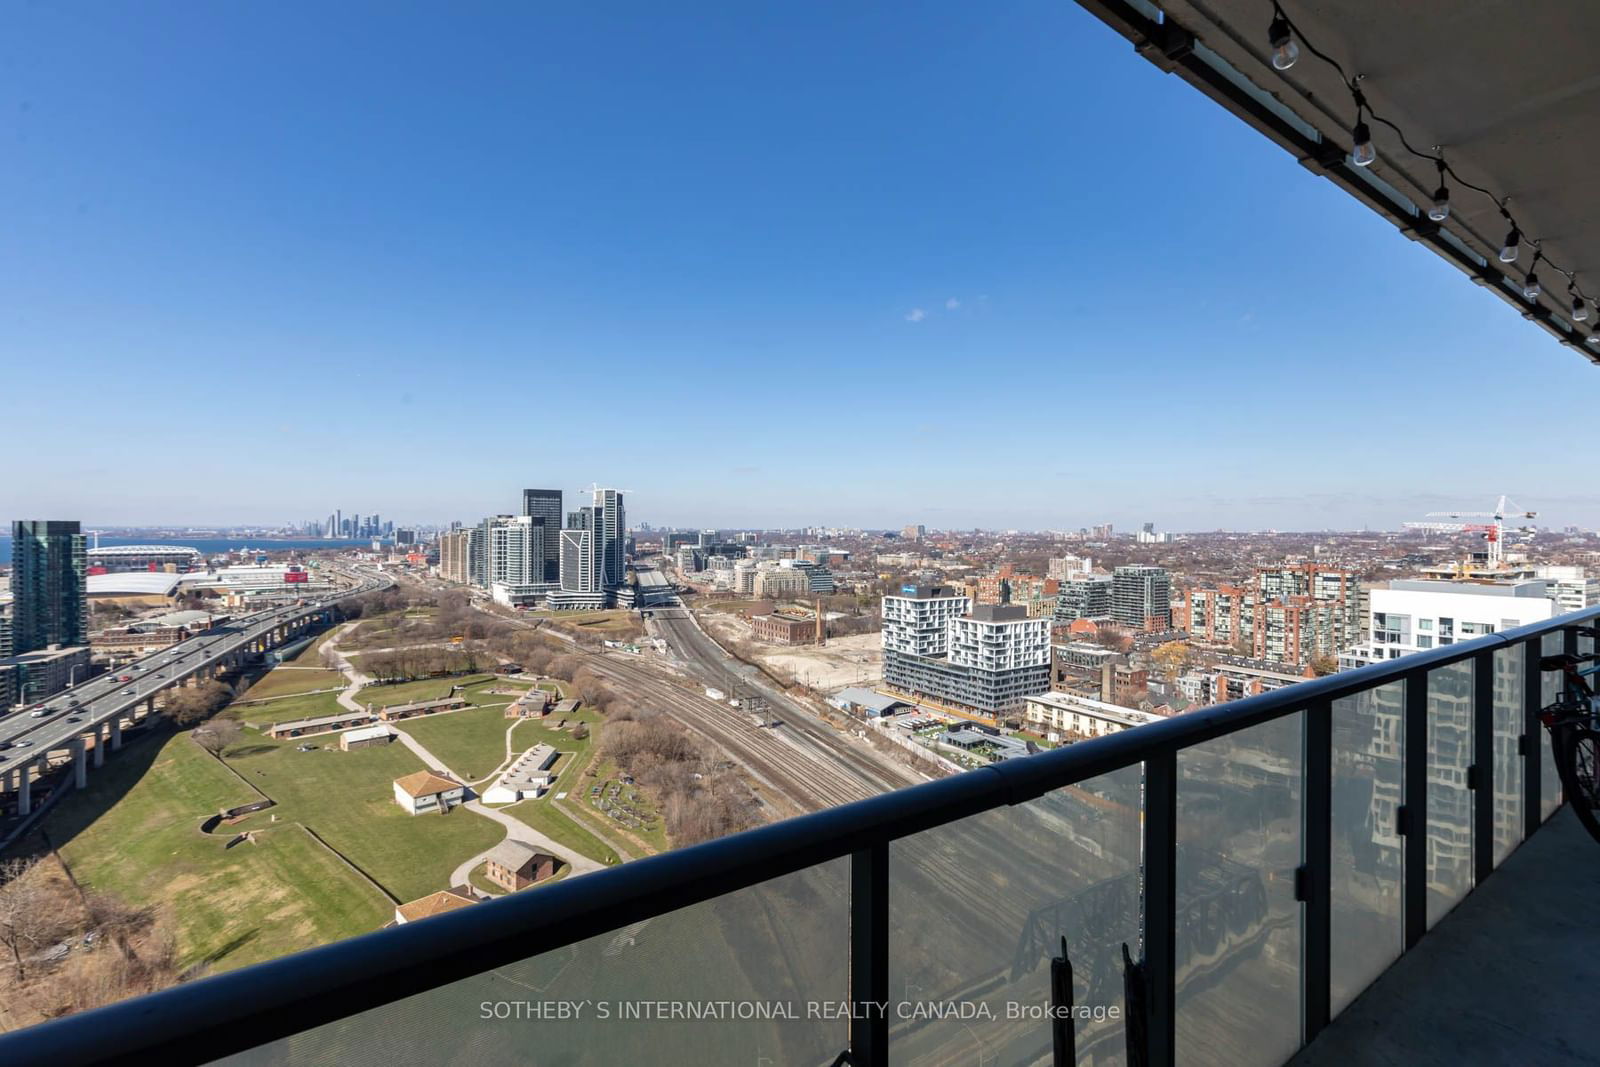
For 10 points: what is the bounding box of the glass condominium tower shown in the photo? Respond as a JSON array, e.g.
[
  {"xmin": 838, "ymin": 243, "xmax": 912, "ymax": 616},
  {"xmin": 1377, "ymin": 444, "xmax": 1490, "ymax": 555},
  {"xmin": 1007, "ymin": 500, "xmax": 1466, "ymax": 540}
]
[
  {"xmin": 521, "ymin": 488, "xmax": 563, "ymax": 583},
  {"xmin": 10, "ymin": 520, "xmax": 88, "ymax": 653}
]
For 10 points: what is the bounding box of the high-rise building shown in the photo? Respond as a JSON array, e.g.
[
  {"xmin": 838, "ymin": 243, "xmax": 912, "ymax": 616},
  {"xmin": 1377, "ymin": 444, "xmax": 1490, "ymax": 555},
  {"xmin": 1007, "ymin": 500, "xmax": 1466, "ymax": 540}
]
[
  {"xmin": 481, "ymin": 515, "xmax": 537, "ymax": 587},
  {"xmin": 437, "ymin": 529, "xmax": 472, "ymax": 583},
  {"xmin": 521, "ymin": 489, "xmax": 563, "ymax": 583},
  {"xmin": 548, "ymin": 489, "xmax": 624, "ymax": 610},
  {"xmin": 1054, "ymin": 575, "xmax": 1114, "ymax": 623},
  {"xmin": 1338, "ymin": 578, "xmax": 1556, "ymax": 669},
  {"xmin": 593, "ymin": 488, "xmax": 626, "ymax": 590},
  {"xmin": 9, "ymin": 520, "xmax": 88, "ymax": 654},
  {"xmin": 1111, "ymin": 565, "xmax": 1171, "ymax": 631},
  {"xmin": 881, "ymin": 586, "xmax": 1049, "ymax": 723},
  {"xmin": 1534, "ymin": 565, "xmax": 1600, "ymax": 614},
  {"xmin": 1176, "ymin": 565, "xmax": 1362, "ymax": 666}
]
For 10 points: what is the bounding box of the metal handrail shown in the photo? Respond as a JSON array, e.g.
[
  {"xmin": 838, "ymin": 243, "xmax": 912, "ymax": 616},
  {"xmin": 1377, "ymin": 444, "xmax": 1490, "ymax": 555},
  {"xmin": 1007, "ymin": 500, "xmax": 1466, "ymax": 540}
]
[{"xmin": 2, "ymin": 604, "xmax": 1593, "ymax": 1065}]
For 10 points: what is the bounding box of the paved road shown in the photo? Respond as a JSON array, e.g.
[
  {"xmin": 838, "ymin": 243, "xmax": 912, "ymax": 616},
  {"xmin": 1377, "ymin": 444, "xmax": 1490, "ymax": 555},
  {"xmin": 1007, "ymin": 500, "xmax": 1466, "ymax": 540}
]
[{"xmin": 0, "ymin": 569, "xmax": 390, "ymax": 778}]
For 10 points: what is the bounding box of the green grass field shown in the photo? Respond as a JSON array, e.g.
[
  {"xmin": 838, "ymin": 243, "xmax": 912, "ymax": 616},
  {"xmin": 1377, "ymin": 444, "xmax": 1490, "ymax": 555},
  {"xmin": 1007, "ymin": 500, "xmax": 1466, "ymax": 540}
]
[
  {"xmin": 224, "ymin": 737, "xmax": 504, "ymax": 903},
  {"xmin": 228, "ymin": 689, "xmax": 349, "ymax": 726},
  {"xmin": 394, "ymin": 704, "xmax": 517, "ymax": 781},
  {"xmin": 33, "ymin": 729, "xmax": 392, "ymax": 973},
  {"xmin": 505, "ymin": 791, "xmax": 620, "ymax": 867},
  {"xmin": 240, "ymin": 666, "xmax": 346, "ymax": 700},
  {"xmin": 356, "ymin": 673, "xmax": 494, "ymax": 707}
]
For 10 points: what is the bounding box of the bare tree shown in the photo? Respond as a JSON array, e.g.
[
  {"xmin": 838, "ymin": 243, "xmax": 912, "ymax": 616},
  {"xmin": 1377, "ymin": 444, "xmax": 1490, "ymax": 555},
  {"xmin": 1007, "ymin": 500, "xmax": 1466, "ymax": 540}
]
[
  {"xmin": 0, "ymin": 858, "xmax": 70, "ymax": 983},
  {"xmin": 162, "ymin": 681, "xmax": 233, "ymax": 727},
  {"xmin": 192, "ymin": 719, "xmax": 243, "ymax": 755}
]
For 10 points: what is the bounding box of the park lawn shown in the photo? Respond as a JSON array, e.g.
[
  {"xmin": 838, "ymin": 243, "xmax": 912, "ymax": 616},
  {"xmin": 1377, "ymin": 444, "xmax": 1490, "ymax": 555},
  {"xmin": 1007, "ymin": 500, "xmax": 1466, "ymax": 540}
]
[
  {"xmin": 225, "ymin": 738, "xmax": 504, "ymax": 903},
  {"xmin": 505, "ymin": 792, "xmax": 620, "ymax": 867},
  {"xmin": 355, "ymin": 674, "xmax": 528, "ymax": 711},
  {"xmin": 395, "ymin": 704, "xmax": 517, "ymax": 781},
  {"xmin": 33, "ymin": 729, "xmax": 390, "ymax": 973},
  {"xmin": 357, "ymin": 674, "xmax": 494, "ymax": 708},
  {"xmin": 240, "ymin": 665, "xmax": 346, "ymax": 700},
  {"xmin": 228, "ymin": 690, "xmax": 348, "ymax": 726}
]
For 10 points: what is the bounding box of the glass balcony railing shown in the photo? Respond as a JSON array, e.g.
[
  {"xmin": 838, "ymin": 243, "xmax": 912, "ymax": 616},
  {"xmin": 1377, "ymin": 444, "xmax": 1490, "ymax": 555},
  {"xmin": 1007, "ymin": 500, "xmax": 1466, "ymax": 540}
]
[{"xmin": 0, "ymin": 608, "xmax": 1587, "ymax": 1067}]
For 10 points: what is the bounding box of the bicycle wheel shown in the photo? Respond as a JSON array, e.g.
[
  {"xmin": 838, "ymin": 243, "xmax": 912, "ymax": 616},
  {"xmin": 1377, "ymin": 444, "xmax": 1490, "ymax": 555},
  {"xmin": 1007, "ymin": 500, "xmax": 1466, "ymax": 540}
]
[{"xmin": 1556, "ymin": 726, "xmax": 1600, "ymax": 844}]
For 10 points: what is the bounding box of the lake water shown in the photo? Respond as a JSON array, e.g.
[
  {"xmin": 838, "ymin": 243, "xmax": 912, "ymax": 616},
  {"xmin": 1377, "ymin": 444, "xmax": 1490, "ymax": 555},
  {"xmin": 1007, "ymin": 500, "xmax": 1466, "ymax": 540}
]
[{"xmin": 0, "ymin": 535, "xmax": 374, "ymax": 565}]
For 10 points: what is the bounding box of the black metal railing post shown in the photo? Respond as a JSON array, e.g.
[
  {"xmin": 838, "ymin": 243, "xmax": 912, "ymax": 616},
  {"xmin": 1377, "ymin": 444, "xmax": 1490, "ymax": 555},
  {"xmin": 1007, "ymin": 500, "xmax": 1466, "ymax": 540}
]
[
  {"xmin": 1523, "ymin": 635, "xmax": 1544, "ymax": 838},
  {"xmin": 1301, "ymin": 698, "xmax": 1332, "ymax": 1040},
  {"xmin": 1143, "ymin": 750, "xmax": 1178, "ymax": 1067},
  {"xmin": 849, "ymin": 842, "xmax": 889, "ymax": 1067},
  {"xmin": 1402, "ymin": 668, "xmax": 1428, "ymax": 949},
  {"xmin": 1471, "ymin": 649, "xmax": 1494, "ymax": 885}
]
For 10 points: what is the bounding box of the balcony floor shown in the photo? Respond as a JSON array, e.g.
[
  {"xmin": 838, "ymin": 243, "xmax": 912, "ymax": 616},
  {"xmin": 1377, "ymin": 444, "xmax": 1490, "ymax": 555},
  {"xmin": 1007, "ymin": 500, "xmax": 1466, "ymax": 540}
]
[{"xmin": 1293, "ymin": 806, "xmax": 1600, "ymax": 1066}]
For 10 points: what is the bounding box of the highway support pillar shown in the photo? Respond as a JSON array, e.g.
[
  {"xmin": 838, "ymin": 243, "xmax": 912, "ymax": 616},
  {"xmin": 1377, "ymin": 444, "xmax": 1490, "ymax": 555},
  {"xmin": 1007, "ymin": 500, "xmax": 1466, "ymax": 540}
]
[
  {"xmin": 74, "ymin": 739, "xmax": 88, "ymax": 790},
  {"xmin": 18, "ymin": 762, "xmax": 32, "ymax": 816},
  {"xmin": 2, "ymin": 767, "xmax": 12, "ymax": 798},
  {"xmin": 93, "ymin": 723, "xmax": 106, "ymax": 768},
  {"xmin": 145, "ymin": 696, "xmax": 156, "ymax": 721},
  {"xmin": 111, "ymin": 715, "xmax": 123, "ymax": 750}
]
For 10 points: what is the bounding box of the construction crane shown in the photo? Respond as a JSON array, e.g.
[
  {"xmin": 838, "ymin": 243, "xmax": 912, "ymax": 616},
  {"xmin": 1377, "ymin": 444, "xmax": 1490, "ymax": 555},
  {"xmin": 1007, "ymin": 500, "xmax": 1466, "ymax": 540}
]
[{"xmin": 1401, "ymin": 495, "xmax": 1537, "ymax": 568}]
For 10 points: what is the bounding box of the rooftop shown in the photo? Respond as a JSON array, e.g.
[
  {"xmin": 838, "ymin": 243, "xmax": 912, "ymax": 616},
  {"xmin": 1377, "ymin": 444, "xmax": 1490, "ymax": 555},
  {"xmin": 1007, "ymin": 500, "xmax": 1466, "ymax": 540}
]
[
  {"xmin": 392, "ymin": 770, "xmax": 463, "ymax": 798},
  {"xmin": 484, "ymin": 840, "xmax": 549, "ymax": 871},
  {"xmin": 393, "ymin": 887, "xmax": 477, "ymax": 923}
]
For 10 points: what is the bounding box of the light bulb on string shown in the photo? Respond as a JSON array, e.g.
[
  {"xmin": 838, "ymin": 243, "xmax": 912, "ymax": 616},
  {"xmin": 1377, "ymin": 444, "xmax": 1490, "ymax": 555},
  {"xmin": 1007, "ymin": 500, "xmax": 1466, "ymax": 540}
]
[{"xmin": 1268, "ymin": 10, "xmax": 1299, "ymax": 70}]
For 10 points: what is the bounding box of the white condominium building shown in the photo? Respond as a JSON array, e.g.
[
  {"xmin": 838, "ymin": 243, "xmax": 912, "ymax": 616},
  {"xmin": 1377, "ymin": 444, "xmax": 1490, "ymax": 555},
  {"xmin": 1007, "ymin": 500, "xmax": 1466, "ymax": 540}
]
[
  {"xmin": 1338, "ymin": 579, "xmax": 1557, "ymax": 669},
  {"xmin": 881, "ymin": 585, "xmax": 969, "ymax": 658}
]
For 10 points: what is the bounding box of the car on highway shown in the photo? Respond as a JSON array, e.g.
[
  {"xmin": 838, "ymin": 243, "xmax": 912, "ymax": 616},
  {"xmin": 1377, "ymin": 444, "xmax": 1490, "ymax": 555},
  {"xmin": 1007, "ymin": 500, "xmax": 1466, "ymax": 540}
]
[
  {"xmin": 122, "ymin": 688, "xmax": 135, "ymax": 695},
  {"xmin": 68, "ymin": 699, "xmax": 80, "ymax": 707},
  {"xmin": 29, "ymin": 709, "xmax": 51, "ymax": 718},
  {"xmin": 66, "ymin": 716, "xmax": 82, "ymax": 724},
  {"xmin": 0, "ymin": 742, "xmax": 11, "ymax": 751},
  {"xmin": 15, "ymin": 740, "xmax": 32, "ymax": 748},
  {"xmin": 118, "ymin": 675, "xmax": 133, "ymax": 683}
]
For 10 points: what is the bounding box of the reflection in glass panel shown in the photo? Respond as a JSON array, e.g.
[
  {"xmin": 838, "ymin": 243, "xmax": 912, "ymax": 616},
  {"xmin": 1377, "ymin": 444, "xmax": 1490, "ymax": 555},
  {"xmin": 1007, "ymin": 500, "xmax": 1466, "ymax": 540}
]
[
  {"xmin": 1174, "ymin": 715, "xmax": 1302, "ymax": 1067},
  {"xmin": 1492, "ymin": 646, "xmax": 1524, "ymax": 864},
  {"xmin": 889, "ymin": 767, "xmax": 1141, "ymax": 1066},
  {"xmin": 224, "ymin": 861, "xmax": 850, "ymax": 1067},
  {"xmin": 1541, "ymin": 633, "xmax": 1564, "ymax": 819},
  {"xmin": 1426, "ymin": 662, "xmax": 1473, "ymax": 927},
  {"xmin": 1330, "ymin": 681, "xmax": 1403, "ymax": 1018}
]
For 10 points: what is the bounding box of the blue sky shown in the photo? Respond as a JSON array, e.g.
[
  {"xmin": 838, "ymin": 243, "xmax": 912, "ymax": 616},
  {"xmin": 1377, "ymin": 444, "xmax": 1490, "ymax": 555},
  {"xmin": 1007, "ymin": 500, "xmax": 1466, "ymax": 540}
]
[{"xmin": 3, "ymin": 2, "xmax": 1589, "ymax": 532}]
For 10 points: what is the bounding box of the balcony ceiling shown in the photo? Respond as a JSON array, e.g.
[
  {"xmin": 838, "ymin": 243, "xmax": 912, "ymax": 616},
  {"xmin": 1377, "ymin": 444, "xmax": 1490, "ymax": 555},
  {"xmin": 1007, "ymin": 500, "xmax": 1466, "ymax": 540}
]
[{"xmin": 1098, "ymin": 0, "xmax": 1600, "ymax": 363}]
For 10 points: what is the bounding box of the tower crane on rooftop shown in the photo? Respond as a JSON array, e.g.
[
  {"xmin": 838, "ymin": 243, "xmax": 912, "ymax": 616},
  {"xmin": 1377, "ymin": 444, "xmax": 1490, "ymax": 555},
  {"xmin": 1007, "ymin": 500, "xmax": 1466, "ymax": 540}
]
[{"xmin": 1401, "ymin": 495, "xmax": 1537, "ymax": 569}]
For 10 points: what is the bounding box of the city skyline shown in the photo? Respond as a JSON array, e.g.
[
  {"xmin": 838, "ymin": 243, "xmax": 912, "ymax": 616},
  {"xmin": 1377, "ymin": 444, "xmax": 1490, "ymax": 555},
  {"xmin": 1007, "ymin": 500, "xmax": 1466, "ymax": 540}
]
[{"xmin": 6, "ymin": 4, "xmax": 1593, "ymax": 531}]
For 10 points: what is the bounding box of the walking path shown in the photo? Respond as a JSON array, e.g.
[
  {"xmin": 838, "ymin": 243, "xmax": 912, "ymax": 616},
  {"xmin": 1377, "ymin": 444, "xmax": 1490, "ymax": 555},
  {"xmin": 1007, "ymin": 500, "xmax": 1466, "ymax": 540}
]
[
  {"xmin": 327, "ymin": 620, "xmax": 606, "ymax": 886},
  {"xmin": 321, "ymin": 625, "xmax": 372, "ymax": 714},
  {"xmin": 388, "ymin": 713, "xmax": 604, "ymax": 885}
]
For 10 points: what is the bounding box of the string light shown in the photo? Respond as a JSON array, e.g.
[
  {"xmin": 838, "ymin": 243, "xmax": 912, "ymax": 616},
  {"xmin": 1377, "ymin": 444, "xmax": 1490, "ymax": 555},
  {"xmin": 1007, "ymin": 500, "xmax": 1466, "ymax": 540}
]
[
  {"xmin": 1268, "ymin": 5, "xmax": 1299, "ymax": 70},
  {"xmin": 1265, "ymin": 2, "xmax": 1592, "ymax": 332},
  {"xmin": 1349, "ymin": 88, "xmax": 1375, "ymax": 167},
  {"xmin": 1499, "ymin": 223, "xmax": 1521, "ymax": 264},
  {"xmin": 1427, "ymin": 158, "xmax": 1450, "ymax": 222}
]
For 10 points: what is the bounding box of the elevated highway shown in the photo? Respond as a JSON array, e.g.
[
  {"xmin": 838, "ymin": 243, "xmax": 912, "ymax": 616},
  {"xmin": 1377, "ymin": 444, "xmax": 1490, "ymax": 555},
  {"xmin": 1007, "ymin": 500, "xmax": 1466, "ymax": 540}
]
[{"xmin": 0, "ymin": 567, "xmax": 392, "ymax": 818}]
